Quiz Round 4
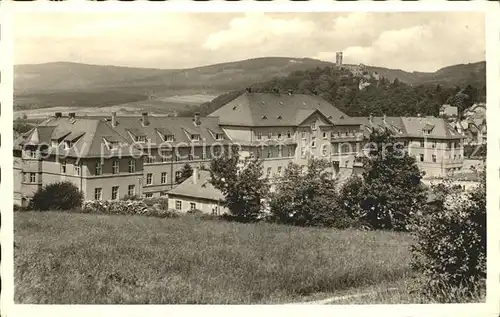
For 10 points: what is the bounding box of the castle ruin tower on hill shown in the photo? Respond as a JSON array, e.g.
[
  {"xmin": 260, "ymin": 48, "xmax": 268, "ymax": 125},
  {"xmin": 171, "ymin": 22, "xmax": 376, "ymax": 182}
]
[{"xmin": 336, "ymin": 52, "xmax": 343, "ymax": 67}]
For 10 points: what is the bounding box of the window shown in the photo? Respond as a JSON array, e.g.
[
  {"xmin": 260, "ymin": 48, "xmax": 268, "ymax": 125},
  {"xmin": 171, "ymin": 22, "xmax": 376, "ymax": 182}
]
[
  {"xmin": 419, "ymin": 154, "xmax": 424, "ymax": 162},
  {"xmin": 287, "ymin": 131, "xmax": 291, "ymax": 138},
  {"xmin": 267, "ymin": 132, "xmax": 272, "ymax": 140},
  {"xmin": 94, "ymin": 188, "xmax": 102, "ymax": 201},
  {"xmin": 128, "ymin": 160, "xmax": 136, "ymax": 173},
  {"xmin": 257, "ymin": 132, "xmax": 262, "ymax": 140},
  {"xmin": 30, "ymin": 173, "xmax": 36, "ymax": 183},
  {"xmin": 277, "ymin": 133, "xmax": 282, "ymax": 140},
  {"xmin": 432, "ymin": 141, "xmax": 436, "ymax": 149},
  {"xmin": 74, "ymin": 164, "xmax": 81, "ymax": 176},
  {"xmin": 112, "ymin": 160, "xmax": 119, "ymax": 174},
  {"xmin": 322, "ymin": 145, "xmax": 328, "ymax": 156},
  {"xmin": 311, "ymin": 137, "xmax": 316, "ymax": 148},
  {"xmin": 135, "ymin": 135, "xmax": 147, "ymax": 143},
  {"xmin": 311, "ymin": 121, "xmax": 317, "ymax": 131},
  {"xmin": 161, "ymin": 151, "xmax": 171, "ymax": 162},
  {"xmin": 277, "ymin": 166, "xmax": 282, "ymax": 176},
  {"xmin": 215, "ymin": 133, "xmax": 224, "ymax": 140},
  {"xmin": 301, "ymin": 148, "xmax": 306, "ymax": 158},
  {"xmin": 60, "ymin": 160, "xmax": 66, "ymax": 174},
  {"xmin": 95, "ymin": 161, "xmax": 102, "ymax": 175},
  {"xmin": 146, "ymin": 156, "xmax": 155, "ymax": 164},
  {"xmin": 111, "ymin": 186, "xmax": 119, "ymax": 200},
  {"xmin": 30, "ymin": 150, "xmax": 37, "ymax": 159},
  {"xmin": 128, "ymin": 185, "xmax": 135, "ymax": 197},
  {"xmin": 345, "ymin": 160, "xmax": 349, "ymax": 167},
  {"xmin": 301, "ymin": 132, "xmax": 306, "ymax": 140},
  {"xmin": 267, "ymin": 150, "xmax": 272, "ymax": 158},
  {"xmin": 432, "ymin": 155, "xmax": 437, "ymax": 163},
  {"xmin": 266, "ymin": 167, "xmax": 272, "ymax": 178},
  {"xmin": 345, "ymin": 131, "xmax": 349, "ymax": 137},
  {"xmin": 64, "ymin": 140, "xmax": 71, "ymax": 150},
  {"xmin": 323, "ymin": 132, "xmax": 327, "ymax": 139},
  {"xmin": 277, "ymin": 146, "xmax": 282, "ymax": 157},
  {"xmin": 420, "ymin": 140, "xmax": 425, "ymax": 148},
  {"xmin": 454, "ymin": 154, "xmax": 457, "ymax": 160},
  {"xmin": 175, "ymin": 200, "xmax": 182, "ymax": 210},
  {"xmin": 161, "ymin": 172, "xmax": 167, "ymax": 184},
  {"xmin": 331, "ymin": 144, "xmax": 338, "ymax": 154},
  {"xmin": 166, "ymin": 134, "xmax": 175, "ymax": 142},
  {"xmin": 190, "ymin": 202, "xmax": 196, "ymax": 210},
  {"xmin": 175, "ymin": 171, "xmax": 182, "ymax": 182},
  {"xmin": 191, "ymin": 134, "xmax": 201, "ymax": 141},
  {"xmin": 188, "ymin": 154, "xmax": 193, "ymax": 161},
  {"xmin": 145, "ymin": 193, "xmax": 153, "ymax": 198},
  {"xmin": 146, "ymin": 173, "xmax": 153, "ymax": 185}
]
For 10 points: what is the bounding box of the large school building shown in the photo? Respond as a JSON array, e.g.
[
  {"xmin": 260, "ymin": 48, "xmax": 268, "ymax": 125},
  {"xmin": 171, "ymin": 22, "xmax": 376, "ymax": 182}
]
[{"xmin": 13, "ymin": 91, "xmax": 465, "ymax": 207}]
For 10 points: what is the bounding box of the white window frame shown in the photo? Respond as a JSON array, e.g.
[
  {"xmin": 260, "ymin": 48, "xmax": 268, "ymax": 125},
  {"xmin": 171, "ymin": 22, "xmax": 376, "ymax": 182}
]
[
  {"xmin": 190, "ymin": 202, "xmax": 196, "ymax": 210},
  {"xmin": 112, "ymin": 159, "xmax": 119, "ymax": 174},
  {"xmin": 161, "ymin": 172, "xmax": 167, "ymax": 184},
  {"xmin": 60, "ymin": 160, "xmax": 66, "ymax": 174},
  {"xmin": 95, "ymin": 161, "xmax": 103, "ymax": 175},
  {"xmin": 128, "ymin": 185, "xmax": 135, "ymax": 197},
  {"xmin": 128, "ymin": 159, "xmax": 136, "ymax": 173},
  {"xmin": 175, "ymin": 200, "xmax": 182, "ymax": 210},
  {"xmin": 111, "ymin": 186, "xmax": 119, "ymax": 200},
  {"xmin": 74, "ymin": 164, "xmax": 81, "ymax": 176},
  {"xmin": 30, "ymin": 173, "xmax": 36, "ymax": 183},
  {"xmin": 146, "ymin": 173, "xmax": 153, "ymax": 185},
  {"xmin": 94, "ymin": 188, "xmax": 102, "ymax": 201}
]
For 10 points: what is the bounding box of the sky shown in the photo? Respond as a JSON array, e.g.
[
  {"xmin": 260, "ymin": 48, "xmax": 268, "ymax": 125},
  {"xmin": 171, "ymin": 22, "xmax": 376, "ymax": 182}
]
[{"xmin": 13, "ymin": 12, "xmax": 485, "ymax": 72}]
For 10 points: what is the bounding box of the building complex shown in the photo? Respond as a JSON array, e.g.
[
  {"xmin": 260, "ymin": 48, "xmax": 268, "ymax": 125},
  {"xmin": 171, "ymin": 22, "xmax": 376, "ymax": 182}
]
[{"xmin": 14, "ymin": 91, "xmax": 465, "ymax": 210}]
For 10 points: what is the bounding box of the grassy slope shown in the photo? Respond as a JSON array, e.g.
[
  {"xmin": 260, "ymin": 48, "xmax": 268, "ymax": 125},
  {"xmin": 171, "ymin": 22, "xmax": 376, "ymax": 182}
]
[{"xmin": 14, "ymin": 212, "xmax": 414, "ymax": 304}]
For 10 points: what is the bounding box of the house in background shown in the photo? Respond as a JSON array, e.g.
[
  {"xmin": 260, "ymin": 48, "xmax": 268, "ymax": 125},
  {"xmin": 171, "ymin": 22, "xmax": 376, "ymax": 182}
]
[
  {"xmin": 439, "ymin": 104, "xmax": 458, "ymax": 120},
  {"xmin": 167, "ymin": 168, "xmax": 227, "ymax": 215}
]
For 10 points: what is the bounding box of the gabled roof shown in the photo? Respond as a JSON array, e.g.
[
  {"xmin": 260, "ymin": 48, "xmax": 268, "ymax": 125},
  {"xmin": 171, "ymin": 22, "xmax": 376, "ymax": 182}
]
[
  {"xmin": 208, "ymin": 92, "xmax": 348, "ymax": 127},
  {"xmin": 168, "ymin": 170, "xmax": 224, "ymax": 202}
]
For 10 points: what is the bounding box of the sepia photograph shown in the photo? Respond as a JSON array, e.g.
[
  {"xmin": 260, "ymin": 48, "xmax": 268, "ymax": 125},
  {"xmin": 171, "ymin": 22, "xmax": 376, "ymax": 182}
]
[{"xmin": 2, "ymin": 1, "xmax": 499, "ymax": 314}]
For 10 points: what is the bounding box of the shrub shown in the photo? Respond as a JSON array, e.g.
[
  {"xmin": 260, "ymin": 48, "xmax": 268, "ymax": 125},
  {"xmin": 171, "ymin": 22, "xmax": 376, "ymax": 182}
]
[
  {"xmin": 82, "ymin": 200, "xmax": 148, "ymax": 215},
  {"xmin": 410, "ymin": 173, "xmax": 486, "ymax": 302},
  {"xmin": 122, "ymin": 194, "xmax": 141, "ymax": 201},
  {"xmin": 336, "ymin": 175, "xmax": 365, "ymax": 228},
  {"xmin": 143, "ymin": 197, "xmax": 169, "ymax": 209},
  {"xmin": 32, "ymin": 181, "xmax": 83, "ymax": 211}
]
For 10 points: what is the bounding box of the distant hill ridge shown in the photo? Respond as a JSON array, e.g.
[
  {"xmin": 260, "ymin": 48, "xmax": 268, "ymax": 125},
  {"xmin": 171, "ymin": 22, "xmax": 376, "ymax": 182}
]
[{"xmin": 14, "ymin": 57, "xmax": 485, "ymax": 113}]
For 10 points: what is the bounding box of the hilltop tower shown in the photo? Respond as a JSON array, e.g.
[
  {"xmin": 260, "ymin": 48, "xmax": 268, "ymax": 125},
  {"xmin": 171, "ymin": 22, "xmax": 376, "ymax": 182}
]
[{"xmin": 336, "ymin": 52, "xmax": 343, "ymax": 67}]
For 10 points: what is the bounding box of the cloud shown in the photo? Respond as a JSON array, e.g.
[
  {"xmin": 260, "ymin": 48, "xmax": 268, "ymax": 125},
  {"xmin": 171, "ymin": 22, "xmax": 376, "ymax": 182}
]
[{"xmin": 13, "ymin": 12, "xmax": 485, "ymax": 72}]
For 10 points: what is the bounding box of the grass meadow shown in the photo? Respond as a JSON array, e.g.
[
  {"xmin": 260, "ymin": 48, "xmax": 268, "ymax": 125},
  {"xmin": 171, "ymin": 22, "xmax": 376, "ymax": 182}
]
[{"xmin": 15, "ymin": 211, "xmax": 415, "ymax": 304}]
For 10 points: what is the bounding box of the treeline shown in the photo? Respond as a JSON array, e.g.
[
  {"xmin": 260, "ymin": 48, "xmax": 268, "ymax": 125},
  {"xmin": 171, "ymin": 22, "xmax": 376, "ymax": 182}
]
[{"xmin": 190, "ymin": 66, "xmax": 486, "ymax": 118}]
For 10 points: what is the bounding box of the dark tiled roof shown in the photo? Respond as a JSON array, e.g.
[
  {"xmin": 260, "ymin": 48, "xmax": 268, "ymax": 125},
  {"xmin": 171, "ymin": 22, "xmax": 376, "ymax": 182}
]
[
  {"xmin": 208, "ymin": 92, "xmax": 348, "ymax": 126},
  {"xmin": 168, "ymin": 170, "xmax": 224, "ymax": 202}
]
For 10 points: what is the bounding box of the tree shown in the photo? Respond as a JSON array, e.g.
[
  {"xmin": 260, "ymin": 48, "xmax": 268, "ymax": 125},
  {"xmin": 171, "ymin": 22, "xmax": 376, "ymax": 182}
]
[
  {"xmin": 360, "ymin": 129, "xmax": 427, "ymax": 230},
  {"xmin": 410, "ymin": 171, "xmax": 486, "ymax": 302},
  {"xmin": 269, "ymin": 159, "xmax": 345, "ymax": 227},
  {"xmin": 176, "ymin": 163, "xmax": 193, "ymax": 183},
  {"xmin": 32, "ymin": 181, "xmax": 83, "ymax": 211},
  {"xmin": 337, "ymin": 175, "xmax": 364, "ymax": 226},
  {"xmin": 209, "ymin": 147, "xmax": 269, "ymax": 222}
]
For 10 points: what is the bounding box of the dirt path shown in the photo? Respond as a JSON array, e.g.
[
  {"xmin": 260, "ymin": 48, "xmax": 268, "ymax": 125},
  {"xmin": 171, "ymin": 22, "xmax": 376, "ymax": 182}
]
[{"xmin": 286, "ymin": 288, "xmax": 398, "ymax": 305}]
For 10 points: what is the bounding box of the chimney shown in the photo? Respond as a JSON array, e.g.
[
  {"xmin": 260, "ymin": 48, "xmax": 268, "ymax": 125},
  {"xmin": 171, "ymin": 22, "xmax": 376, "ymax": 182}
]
[
  {"xmin": 55, "ymin": 112, "xmax": 62, "ymax": 118},
  {"xmin": 193, "ymin": 112, "xmax": 201, "ymax": 126},
  {"xmin": 192, "ymin": 167, "xmax": 199, "ymax": 185},
  {"xmin": 111, "ymin": 112, "xmax": 117, "ymax": 127},
  {"xmin": 141, "ymin": 112, "xmax": 149, "ymax": 127},
  {"xmin": 68, "ymin": 112, "xmax": 76, "ymax": 119}
]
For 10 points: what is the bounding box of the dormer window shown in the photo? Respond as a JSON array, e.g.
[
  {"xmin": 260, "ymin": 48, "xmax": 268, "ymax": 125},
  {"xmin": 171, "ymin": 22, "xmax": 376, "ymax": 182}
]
[
  {"xmin": 135, "ymin": 135, "xmax": 147, "ymax": 143},
  {"xmin": 287, "ymin": 131, "xmax": 291, "ymax": 138},
  {"xmin": 166, "ymin": 134, "xmax": 175, "ymax": 142},
  {"xmin": 277, "ymin": 133, "xmax": 282, "ymax": 140},
  {"xmin": 191, "ymin": 134, "xmax": 201, "ymax": 141},
  {"xmin": 64, "ymin": 140, "xmax": 72, "ymax": 149},
  {"xmin": 311, "ymin": 121, "xmax": 317, "ymax": 131},
  {"xmin": 215, "ymin": 133, "xmax": 224, "ymax": 140}
]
